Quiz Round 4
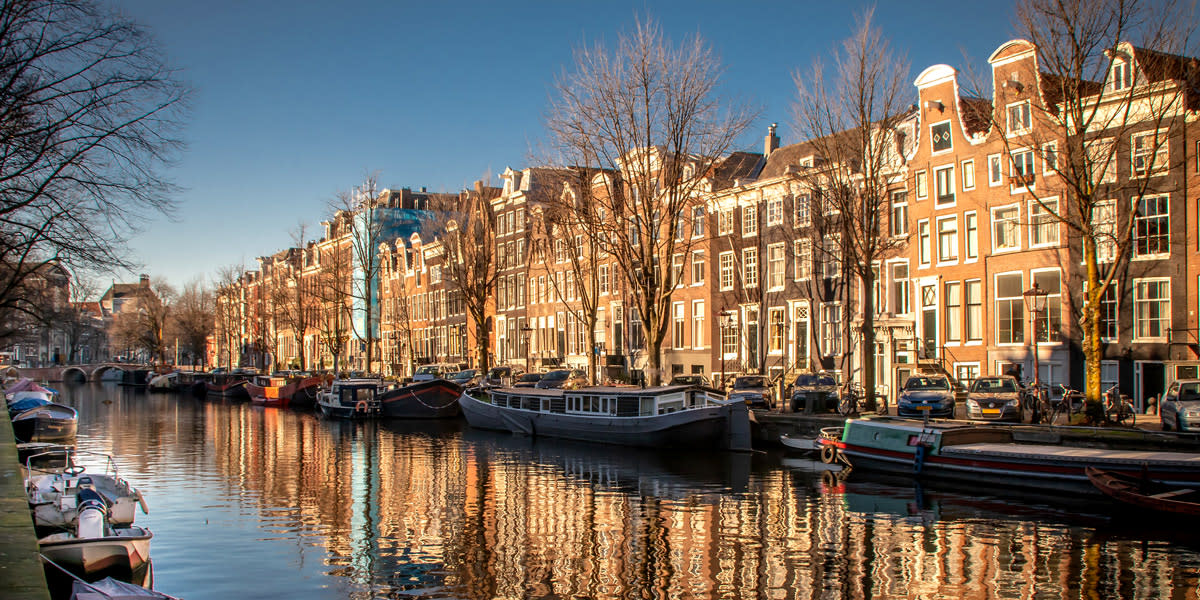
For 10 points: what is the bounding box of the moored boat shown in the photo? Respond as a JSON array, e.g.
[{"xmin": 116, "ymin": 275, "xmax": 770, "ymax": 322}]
[
  {"xmin": 317, "ymin": 378, "xmax": 391, "ymax": 419},
  {"xmin": 379, "ymin": 378, "xmax": 462, "ymax": 419},
  {"xmin": 1086, "ymin": 466, "xmax": 1200, "ymax": 517},
  {"xmin": 38, "ymin": 481, "xmax": 152, "ymax": 580},
  {"xmin": 459, "ymin": 385, "xmax": 752, "ymax": 450},
  {"xmin": 205, "ymin": 372, "xmax": 249, "ymax": 400},
  {"xmin": 11, "ymin": 401, "xmax": 77, "ymax": 442},
  {"xmin": 246, "ymin": 372, "xmax": 324, "ymax": 408},
  {"xmin": 26, "ymin": 449, "xmax": 148, "ymax": 531},
  {"xmin": 821, "ymin": 417, "xmax": 1200, "ymax": 493}
]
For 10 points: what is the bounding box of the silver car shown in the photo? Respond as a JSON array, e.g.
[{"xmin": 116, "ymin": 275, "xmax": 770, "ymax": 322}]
[
  {"xmin": 1160, "ymin": 379, "xmax": 1200, "ymax": 432},
  {"xmin": 966, "ymin": 376, "xmax": 1023, "ymax": 422}
]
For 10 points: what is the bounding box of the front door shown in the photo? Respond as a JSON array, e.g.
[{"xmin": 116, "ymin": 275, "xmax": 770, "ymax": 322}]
[
  {"xmin": 921, "ymin": 284, "xmax": 937, "ymax": 359},
  {"xmin": 1136, "ymin": 361, "xmax": 1166, "ymax": 413}
]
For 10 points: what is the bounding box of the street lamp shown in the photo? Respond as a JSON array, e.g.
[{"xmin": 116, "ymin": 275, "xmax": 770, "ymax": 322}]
[
  {"xmin": 1023, "ymin": 282, "xmax": 1048, "ymax": 420},
  {"xmin": 520, "ymin": 325, "xmax": 533, "ymax": 374},
  {"xmin": 718, "ymin": 310, "xmax": 734, "ymax": 391}
]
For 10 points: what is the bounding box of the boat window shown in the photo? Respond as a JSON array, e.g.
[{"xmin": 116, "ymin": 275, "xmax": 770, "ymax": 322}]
[
  {"xmin": 640, "ymin": 396, "xmax": 655, "ymax": 416},
  {"xmin": 658, "ymin": 400, "xmax": 684, "ymax": 414}
]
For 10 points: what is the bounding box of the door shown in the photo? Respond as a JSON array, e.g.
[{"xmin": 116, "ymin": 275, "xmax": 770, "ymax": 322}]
[
  {"xmin": 921, "ymin": 284, "xmax": 937, "ymax": 359},
  {"xmin": 1136, "ymin": 361, "xmax": 1165, "ymax": 413}
]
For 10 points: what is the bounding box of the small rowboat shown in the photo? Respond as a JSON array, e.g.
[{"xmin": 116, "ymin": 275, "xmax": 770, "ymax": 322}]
[{"xmin": 1085, "ymin": 466, "xmax": 1200, "ymax": 516}]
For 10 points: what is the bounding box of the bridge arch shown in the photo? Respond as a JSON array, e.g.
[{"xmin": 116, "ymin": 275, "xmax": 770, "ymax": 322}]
[
  {"xmin": 61, "ymin": 366, "xmax": 89, "ymax": 383},
  {"xmin": 90, "ymin": 365, "xmax": 129, "ymax": 382}
]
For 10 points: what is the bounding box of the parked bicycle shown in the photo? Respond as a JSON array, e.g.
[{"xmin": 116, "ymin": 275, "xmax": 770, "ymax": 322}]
[
  {"xmin": 837, "ymin": 382, "xmax": 887, "ymax": 416},
  {"xmin": 1024, "ymin": 382, "xmax": 1051, "ymax": 424},
  {"xmin": 1047, "ymin": 384, "xmax": 1084, "ymax": 425},
  {"xmin": 1103, "ymin": 384, "xmax": 1136, "ymax": 426}
]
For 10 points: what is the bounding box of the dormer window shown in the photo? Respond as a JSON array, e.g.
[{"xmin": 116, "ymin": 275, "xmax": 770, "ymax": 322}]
[{"xmin": 1111, "ymin": 60, "xmax": 1132, "ymax": 91}]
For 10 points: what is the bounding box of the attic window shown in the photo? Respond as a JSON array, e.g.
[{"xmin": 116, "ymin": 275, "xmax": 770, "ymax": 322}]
[
  {"xmin": 1111, "ymin": 60, "xmax": 1132, "ymax": 91},
  {"xmin": 931, "ymin": 121, "xmax": 953, "ymax": 153}
]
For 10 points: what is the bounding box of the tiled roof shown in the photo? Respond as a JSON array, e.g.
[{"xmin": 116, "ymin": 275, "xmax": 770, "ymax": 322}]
[
  {"xmin": 958, "ymin": 97, "xmax": 993, "ymax": 137},
  {"xmin": 710, "ymin": 151, "xmax": 764, "ymax": 190}
]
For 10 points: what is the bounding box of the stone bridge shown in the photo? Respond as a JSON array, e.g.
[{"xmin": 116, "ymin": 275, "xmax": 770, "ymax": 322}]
[{"xmin": 6, "ymin": 363, "xmax": 154, "ymax": 383}]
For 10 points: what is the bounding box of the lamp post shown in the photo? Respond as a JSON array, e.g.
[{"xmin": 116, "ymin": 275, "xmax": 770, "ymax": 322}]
[
  {"xmin": 1023, "ymin": 282, "xmax": 1048, "ymax": 422},
  {"xmin": 718, "ymin": 309, "xmax": 734, "ymax": 391},
  {"xmin": 520, "ymin": 325, "xmax": 533, "ymax": 374}
]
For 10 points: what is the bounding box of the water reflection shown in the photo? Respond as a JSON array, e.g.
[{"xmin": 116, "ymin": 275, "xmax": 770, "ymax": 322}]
[{"xmin": 55, "ymin": 384, "xmax": 1200, "ymax": 599}]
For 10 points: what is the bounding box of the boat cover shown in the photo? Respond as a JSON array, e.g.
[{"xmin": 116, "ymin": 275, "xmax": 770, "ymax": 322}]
[
  {"xmin": 6, "ymin": 378, "xmax": 54, "ymax": 395},
  {"xmin": 71, "ymin": 577, "xmax": 177, "ymax": 599},
  {"xmin": 8, "ymin": 396, "xmax": 50, "ymax": 413}
]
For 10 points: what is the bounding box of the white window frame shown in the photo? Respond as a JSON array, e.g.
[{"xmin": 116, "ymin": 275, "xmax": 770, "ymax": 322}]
[
  {"xmin": 692, "ymin": 299, "xmax": 705, "ymax": 350},
  {"xmin": 1132, "ymin": 129, "xmax": 1169, "ymax": 177},
  {"xmin": 930, "ymin": 119, "xmax": 954, "ymax": 154},
  {"xmin": 961, "ymin": 159, "xmax": 975, "ymax": 190},
  {"xmin": 794, "ymin": 239, "xmax": 812, "ymax": 281},
  {"xmin": 741, "ymin": 204, "xmax": 758, "ymax": 237},
  {"xmin": 793, "ymin": 194, "xmax": 811, "ymax": 228},
  {"xmin": 936, "ymin": 215, "xmax": 958, "ymax": 264},
  {"xmin": 889, "ymin": 190, "xmax": 908, "ymax": 237},
  {"xmin": 718, "ymin": 251, "xmax": 734, "ymax": 291},
  {"xmin": 1042, "ymin": 141, "xmax": 1058, "ymax": 175},
  {"xmin": 718, "ymin": 209, "xmax": 734, "ymax": 235},
  {"xmin": 767, "ymin": 242, "xmax": 785, "ymax": 291},
  {"xmin": 988, "ymin": 154, "xmax": 1003, "ymax": 186},
  {"xmin": 994, "ymin": 271, "xmax": 1025, "ymax": 346},
  {"xmin": 917, "ymin": 219, "xmax": 931, "ymax": 266},
  {"xmin": 1133, "ymin": 278, "xmax": 1170, "ymax": 342},
  {"xmin": 742, "ymin": 247, "xmax": 758, "ymax": 288},
  {"xmin": 691, "ymin": 250, "xmax": 705, "ymax": 286},
  {"xmin": 1111, "ymin": 60, "xmax": 1131, "ymax": 91},
  {"xmin": 965, "ymin": 279, "xmax": 982, "ymax": 343},
  {"xmin": 991, "ymin": 204, "xmax": 1021, "ymax": 253},
  {"xmin": 934, "ymin": 164, "xmax": 955, "ymax": 206},
  {"xmin": 766, "ymin": 197, "xmax": 783, "ymax": 227},
  {"xmin": 1133, "ymin": 194, "xmax": 1170, "ymax": 260},
  {"xmin": 1092, "ymin": 200, "xmax": 1117, "ymax": 262},
  {"xmin": 964, "ymin": 211, "xmax": 978, "ymax": 261},
  {"xmin": 1028, "ymin": 198, "xmax": 1060, "ymax": 248},
  {"xmin": 1006, "ymin": 100, "xmax": 1032, "ymax": 135},
  {"xmin": 915, "ymin": 170, "xmax": 928, "ymax": 200},
  {"xmin": 1009, "ymin": 148, "xmax": 1036, "ymax": 192}
]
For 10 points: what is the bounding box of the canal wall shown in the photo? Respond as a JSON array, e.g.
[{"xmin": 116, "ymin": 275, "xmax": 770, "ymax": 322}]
[{"xmin": 0, "ymin": 410, "xmax": 51, "ymax": 600}]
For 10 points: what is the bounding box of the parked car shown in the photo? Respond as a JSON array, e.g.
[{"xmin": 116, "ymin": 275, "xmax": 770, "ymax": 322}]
[
  {"xmin": 1160, "ymin": 379, "xmax": 1200, "ymax": 432},
  {"xmin": 966, "ymin": 376, "xmax": 1023, "ymax": 422},
  {"xmin": 535, "ymin": 369, "xmax": 588, "ymax": 389},
  {"xmin": 669, "ymin": 374, "xmax": 712, "ymax": 388},
  {"xmin": 447, "ymin": 369, "xmax": 482, "ymax": 387},
  {"xmin": 512, "ymin": 372, "xmax": 543, "ymax": 388},
  {"xmin": 413, "ymin": 363, "xmax": 462, "ymax": 382},
  {"xmin": 730, "ymin": 375, "xmax": 774, "ymax": 409},
  {"xmin": 896, "ymin": 375, "xmax": 956, "ymax": 418},
  {"xmin": 484, "ymin": 365, "xmax": 523, "ymax": 387},
  {"xmin": 788, "ymin": 373, "xmax": 839, "ymax": 413}
]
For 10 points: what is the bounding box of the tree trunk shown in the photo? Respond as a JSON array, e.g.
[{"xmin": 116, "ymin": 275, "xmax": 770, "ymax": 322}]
[
  {"xmin": 861, "ymin": 269, "xmax": 877, "ymax": 411},
  {"xmin": 1083, "ymin": 240, "xmax": 1103, "ymax": 407}
]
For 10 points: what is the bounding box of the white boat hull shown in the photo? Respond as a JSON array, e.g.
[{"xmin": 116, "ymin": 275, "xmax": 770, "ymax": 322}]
[{"xmin": 39, "ymin": 526, "xmax": 152, "ymax": 576}]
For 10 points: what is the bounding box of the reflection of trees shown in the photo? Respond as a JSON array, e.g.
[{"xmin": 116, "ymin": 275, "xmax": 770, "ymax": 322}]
[{"xmin": 63, "ymin": 388, "xmax": 1200, "ymax": 599}]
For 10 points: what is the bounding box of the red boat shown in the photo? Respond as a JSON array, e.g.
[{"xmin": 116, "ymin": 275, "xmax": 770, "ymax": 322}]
[
  {"xmin": 1086, "ymin": 466, "xmax": 1200, "ymax": 517},
  {"xmin": 246, "ymin": 373, "xmax": 324, "ymax": 408}
]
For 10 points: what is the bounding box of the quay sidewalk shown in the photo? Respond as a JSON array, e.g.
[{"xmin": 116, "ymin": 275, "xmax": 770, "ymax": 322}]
[{"xmin": 0, "ymin": 410, "xmax": 50, "ymax": 600}]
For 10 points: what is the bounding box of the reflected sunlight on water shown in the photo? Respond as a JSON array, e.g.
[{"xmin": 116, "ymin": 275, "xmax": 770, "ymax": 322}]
[{"xmin": 57, "ymin": 383, "xmax": 1200, "ymax": 599}]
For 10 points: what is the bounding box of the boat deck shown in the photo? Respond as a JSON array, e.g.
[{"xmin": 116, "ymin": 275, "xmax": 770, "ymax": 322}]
[{"xmin": 942, "ymin": 443, "xmax": 1200, "ymax": 467}]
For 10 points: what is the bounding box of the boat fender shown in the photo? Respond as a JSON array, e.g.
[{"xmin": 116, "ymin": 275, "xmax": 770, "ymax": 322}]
[
  {"xmin": 355, "ymin": 400, "xmax": 368, "ymax": 413},
  {"xmin": 913, "ymin": 445, "xmax": 927, "ymax": 474},
  {"xmin": 136, "ymin": 489, "xmax": 149, "ymax": 514},
  {"xmin": 819, "ymin": 444, "xmax": 837, "ymax": 465}
]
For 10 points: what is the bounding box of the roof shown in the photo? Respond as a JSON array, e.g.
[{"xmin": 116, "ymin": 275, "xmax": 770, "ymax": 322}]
[
  {"xmin": 710, "ymin": 151, "xmax": 764, "ymax": 190},
  {"xmin": 958, "ymin": 96, "xmax": 993, "ymax": 137}
]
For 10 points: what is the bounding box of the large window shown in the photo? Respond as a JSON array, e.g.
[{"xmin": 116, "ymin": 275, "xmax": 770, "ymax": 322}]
[
  {"xmin": 1132, "ymin": 129, "xmax": 1168, "ymax": 176},
  {"xmin": 691, "ymin": 206, "xmax": 705, "ymax": 237},
  {"xmin": 692, "ymin": 300, "xmax": 705, "ymax": 349},
  {"xmin": 1086, "ymin": 137, "xmax": 1117, "ymax": 184},
  {"xmin": 992, "ymin": 205, "xmax": 1020, "ymax": 251},
  {"xmin": 719, "ymin": 252, "xmax": 734, "ymax": 290},
  {"xmin": 889, "ymin": 191, "xmax": 908, "ymax": 236},
  {"xmin": 718, "ymin": 209, "xmax": 734, "ymax": 235},
  {"xmin": 766, "ymin": 198, "xmax": 783, "ymax": 226},
  {"xmin": 1007, "ymin": 100, "xmax": 1031, "ymax": 134},
  {"xmin": 671, "ymin": 253, "xmax": 684, "ymax": 287},
  {"xmin": 965, "ymin": 280, "xmax": 982, "ymax": 342},
  {"xmin": 935, "ymin": 165, "xmax": 955, "ymax": 205},
  {"xmin": 767, "ymin": 243, "xmax": 785, "ymax": 290},
  {"xmin": 768, "ymin": 307, "xmax": 785, "ymax": 353},
  {"xmin": 794, "ymin": 195, "xmax": 811, "ymax": 227},
  {"xmin": 1093, "ymin": 200, "xmax": 1117, "ymax": 262},
  {"xmin": 890, "ymin": 262, "xmax": 910, "ymax": 315},
  {"xmin": 794, "ymin": 239, "xmax": 812, "ymax": 281},
  {"xmin": 742, "ymin": 247, "xmax": 758, "ymax": 288},
  {"xmin": 821, "ymin": 235, "xmax": 840, "ymax": 279},
  {"xmin": 1029, "ymin": 198, "xmax": 1059, "ymax": 247},
  {"xmin": 673, "ymin": 302, "xmax": 685, "ymax": 349},
  {"xmin": 1096, "ymin": 282, "xmax": 1118, "ymax": 342},
  {"xmin": 691, "ymin": 251, "xmax": 705, "ymax": 285},
  {"xmin": 741, "ymin": 204, "xmax": 758, "ymax": 236},
  {"xmin": 964, "ymin": 211, "xmax": 978, "ymax": 259},
  {"xmin": 1033, "ymin": 270, "xmax": 1062, "ymax": 343},
  {"xmin": 821, "ymin": 304, "xmax": 841, "ymax": 355},
  {"xmin": 1134, "ymin": 194, "xmax": 1169, "ymax": 258},
  {"xmin": 1134, "ymin": 279, "xmax": 1170, "ymax": 341},
  {"xmin": 937, "ymin": 216, "xmax": 958, "ymax": 262},
  {"xmin": 1010, "ymin": 149, "xmax": 1035, "ymax": 188},
  {"xmin": 1111, "ymin": 60, "xmax": 1131, "ymax": 91},
  {"xmin": 945, "ymin": 281, "xmax": 962, "ymax": 343},
  {"xmin": 988, "ymin": 154, "xmax": 1003, "ymax": 186},
  {"xmin": 995, "ymin": 272, "xmax": 1024, "ymax": 345},
  {"xmin": 962, "ymin": 159, "xmax": 975, "ymax": 190},
  {"xmin": 918, "ymin": 220, "xmax": 931, "ymax": 265},
  {"xmin": 721, "ymin": 315, "xmax": 738, "ymax": 356}
]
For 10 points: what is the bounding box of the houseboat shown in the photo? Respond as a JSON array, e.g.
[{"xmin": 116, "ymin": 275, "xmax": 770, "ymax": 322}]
[
  {"xmin": 317, "ymin": 378, "xmax": 392, "ymax": 419},
  {"xmin": 379, "ymin": 378, "xmax": 462, "ymax": 419},
  {"xmin": 459, "ymin": 385, "xmax": 752, "ymax": 451}
]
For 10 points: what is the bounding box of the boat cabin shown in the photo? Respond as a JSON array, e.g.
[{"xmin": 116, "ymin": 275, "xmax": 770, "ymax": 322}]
[{"xmin": 486, "ymin": 385, "xmax": 727, "ymax": 418}]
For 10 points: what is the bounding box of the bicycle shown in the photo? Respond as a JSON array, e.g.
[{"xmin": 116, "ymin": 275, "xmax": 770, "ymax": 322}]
[
  {"xmin": 1047, "ymin": 384, "xmax": 1084, "ymax": 425},
  {"xmin": 1022, "ymin": 382, "xmax": 1051, "ymax": 424},
  {"xmin": 837, "ymin": 383, "xmax": 887, "ymax": 416},
  {"xmin": 1103, "ymin": 384, "xmax": 1136, "ymax": 426}
]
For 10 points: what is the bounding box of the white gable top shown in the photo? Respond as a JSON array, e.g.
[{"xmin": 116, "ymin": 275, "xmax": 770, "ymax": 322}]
[{"xmin": 915, "ymin": 64, "xmax": 956, "ymax": 89}]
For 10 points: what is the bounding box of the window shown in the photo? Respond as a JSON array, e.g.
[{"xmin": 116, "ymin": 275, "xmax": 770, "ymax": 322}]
[
  {"xmin": 931, "ymin": 121, "xmax": 953, "ymax": 153},
  {"xmin": 915, "ymin": 170, "xmax": 928, "ymax": 199},
  {"xmin": 992, "ymin": 205, "xmax": 1020, "ymax": 251},
  {"xmin": 1007, "ymin": 100, "xmax": 1031, "ymax": 134},
  {"xmin": 1093, "ymin": 200, "xmax": 1117, "ymax": 262},
  {"xmin": 766, "ymin": 198, "xmax": 783, "ymax": 226},
  {"xmin": 692, "ymin": 300, "xmax": 705, "ymax": 349},
  {"xmin": 719, "ymin": 252, "xmax": 734, "ymax": 290},
  {"xmin": 1086, "ymin": 137, "xmax": 1117, "ymax": 184},
  {"xmin": 673, "ymin": 302, "xmax": 685, "ymax": 349},
  {"xmin": 1133, "ymin": 195, "xmax": 1169, "ymax": 258},
  {"xmin": 821, "ymin": 304, "xmax": 841, "ymax": 355},
  {"xmin": 995, "ymin": 272, "xmax": 1024, "ymax": 345},
  {"xmin": 672, "ymin": 253, "xmax": 684, "ymax": 287},
  {"xmin": 890, "ymin": 262, "xmax": 910, "ymax": 315},
  {"xmin": 794, "ymin": 239, "xmax": 812, "ymax": 280},
  {"xmin": 965, "ymin": 280, "xmax": 982, "ymax": 342},
  {"xmin": 721, "ymin": 313, "xmax": 738, "ymax": 356},
  {"xmin": 1097, "ymin": 282, "xmax": 1118, "ymax": 342},
  {"xmin": 767, "ymin": 243, "xmax": 785, "ymax": 290},
  {"xmin": 719, "ymin": 209, "xmax": 734, "ymax": 235},
  {"xmin": 1033, "ymin": 270, "xmax": 1062, "ymax": 343},
  {"xmin": 821, "ymin": 235, "xmax": 840, "ymax": 279},
  {"xmin": 1134, "ymin": 279, "xmax": 1170, "ymax": 341},
  {"xmin": 794, "ymin": 195, "xmax": 811, "ymax": 227},
  {"xmin": 945, "ymin": 281, "xmax": 962, "ymax": 343},
  {"xmin": 955, "ymin": 363, "xmax": 980, "ymax": 387},
  {"xmin": 934, "ymin": 165, "xmax": 955, "ymax": 205},
  {"xmin": 1042, "ymin": 142, "xmax": 1058, "ymax": 174},
  {"xmin": 1029, "ymin": 198, "xmax": 1059, "ymax": 247},
  {"xmin": 598, "ymin": 264, "xmax": 609, "ymax": 295},
  {"xmin": 1111, "ymin": 60, "xmax": 1131, "ymax": 91},
  {"xmin": 918, "ymin": 220, "xmax": 931, "ymax": 265},
  {"xmin": 889, "ymin": 191, "xmax": 908, "ymax": 236},
  {"xmin": 675, "ymin": 211, "xmax": 686, "ymax": 240},
  {"xmin": 1132, "ymin": 130, "xmax": 1168, "ymax": 176},
  {"xmin": 691, "ymin": 251, "xmax": 705, "ymax": 285},
  {"xmin": 742, "ymin": 247, "xmax": 758, "ymax": 288},
  {"xmin": 937, "ymin": 216, "xmax": 958, "ymax": 262},
  {"xmin": 988, "ymin": 154, "xmax": 1003, "ymax": 186},
  {"xmin": 691, "ymin": 206, "xmax": 705, "ymax": 237},
  {"xmin": 962, "ymin": 159, "xmax": 975, "ymax": 190},
  {"xmin": 1010, "ymin": 149, "xmax": 1035, "ymax": 188},
  {"xmin": 574, "ymin": 234, "xmax": 584, "ymax": 258},
  {"xmin": 742, "ymin": 205, "xmax": 758, "ymax": 236},
  {"xmin": 964, "ymin": 211, "xmax": 978, "ymax": 259},
  {"xmin": 768, "ymin": 307, "xmax": 785, "ymax": 353}
]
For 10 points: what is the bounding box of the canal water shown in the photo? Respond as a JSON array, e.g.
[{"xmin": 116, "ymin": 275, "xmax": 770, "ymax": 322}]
[{"xmin": 58, "ymin": 383, "xmax": 1200, "ymax": 599}]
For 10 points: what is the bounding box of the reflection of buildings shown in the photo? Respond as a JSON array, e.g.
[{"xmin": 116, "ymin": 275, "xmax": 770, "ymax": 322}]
[{"xmin": 70, "ymin": 392, "xmax": 1200, "ymax": 599}]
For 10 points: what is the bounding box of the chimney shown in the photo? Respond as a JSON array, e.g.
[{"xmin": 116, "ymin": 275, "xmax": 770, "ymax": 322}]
[
  {"xmin": 139, "ymin": 274, "xmax": 149, "ymax": 286},
  {"xmin": 765, "ymin": 123, "xmax": 780, "ymax": 157}
]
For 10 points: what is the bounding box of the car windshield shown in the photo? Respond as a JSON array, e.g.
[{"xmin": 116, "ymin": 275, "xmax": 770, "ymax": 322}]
[
  {"xmin": 415, "ymin": 366, "xmax": 440, "ymax": 375},
  {"xmin": 1178, "ymin": 382, "xmax": 1200, "ymax": 399},
  {"xmin": 734, "ymin": 377, "xmax": 765, "ymax": 389},
  {"xmin": 971, "ymin": 378, "xmax": 1017, "ymax": 393},
  {"xmin": 906, "ymin": 377, "xmax": 951, "ymax": 390},
  {"xmin": 793, "ymin": 374, "xmax": 836, "ymax": 387},
  {"xmin": 543, "ymin": 370, "xmax": 569, "ymax": 381},
  {"xmin": 673, "ymin": 376, "xmax": 703, "ymax": 384},
  {"xmin": 518, "ymin": 373, "xmax": 541, "ymax": 382},
  {"xmin": 487, "ymin": 367, "xmax": 510, "ymax": 378},
  {"xmin": 452, "ymin": 370, "xmax": 476, "ymax": 380}
]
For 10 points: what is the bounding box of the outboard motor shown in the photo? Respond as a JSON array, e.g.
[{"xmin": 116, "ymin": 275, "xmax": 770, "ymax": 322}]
[{"xmin": 75, "ymin": 477, "xmax": 108, "ymax": 539}]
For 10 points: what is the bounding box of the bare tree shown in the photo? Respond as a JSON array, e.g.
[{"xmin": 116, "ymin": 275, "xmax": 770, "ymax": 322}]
[
  {"xmin": 313, "ymin": 236, "xmax": 354, "ymax": 373},
  {"xmin": 791, "ymin": 9, "xmax": 912, "ymax": 407},
  {"xmin": 545, "ymin": 18, "xmax": 758, "ymax": 384},
  {"xmin": 110, "ymin": 278, "xmax": 174, "ymax": 364},
  {"xmin": 270, "ymin": 226, "xmax": 314, "ymax": 370},
  {"xmin": 965, "ymin": 0, "xmax": 1195, "ymax": 408},
  {"xmin": 434, "ymin": 181, "xmax": 501, "ymax": 372},
  {"xmin": 0, "ymin": 0, "xmax": 188, "ymax": 321},
  {"xmin": 330, "ymin": 174, "xmax": 386, "ymax": 372},
  {"xmin": 212, "ymin": 264, "xmax": 245, "ymax": 369},
  {"xmin": 169, "ymin": 278, "xmax": 213, "ymax": 369}
]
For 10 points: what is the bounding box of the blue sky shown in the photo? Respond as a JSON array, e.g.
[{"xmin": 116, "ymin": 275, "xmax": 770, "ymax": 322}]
[{"xmin": 115, "ymin": 0, "xmax": 1016, "ymax": 288}]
